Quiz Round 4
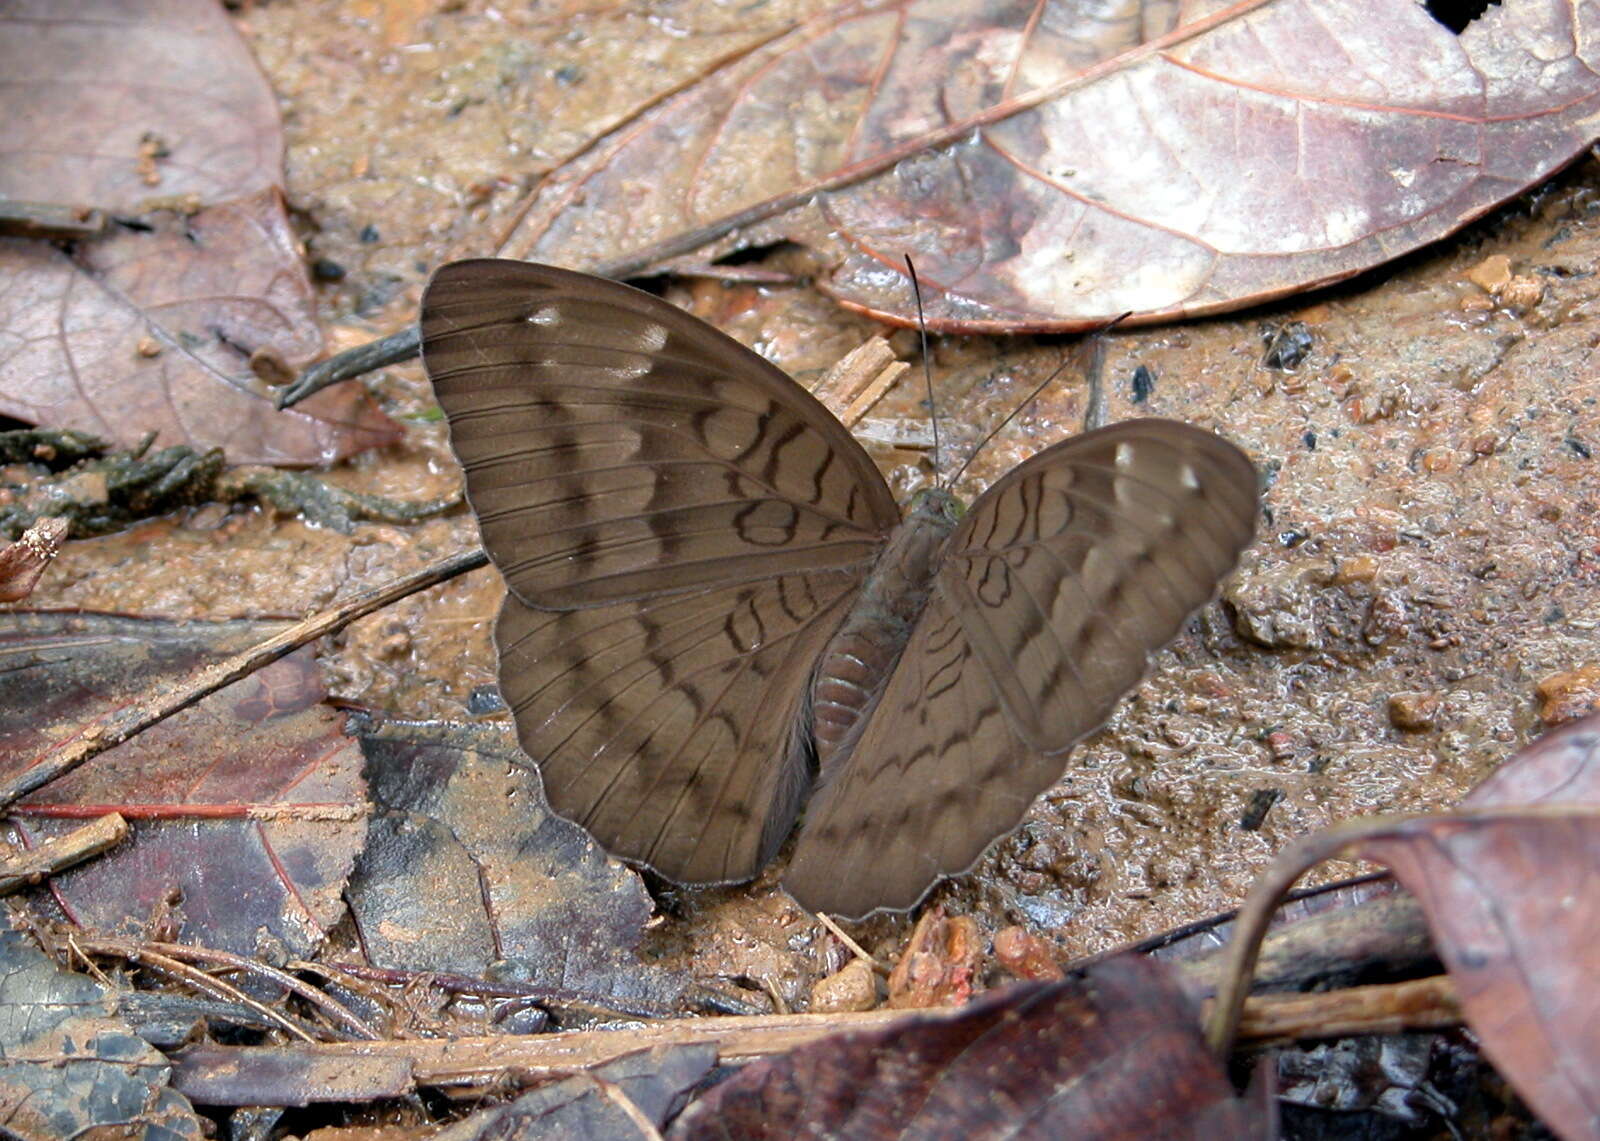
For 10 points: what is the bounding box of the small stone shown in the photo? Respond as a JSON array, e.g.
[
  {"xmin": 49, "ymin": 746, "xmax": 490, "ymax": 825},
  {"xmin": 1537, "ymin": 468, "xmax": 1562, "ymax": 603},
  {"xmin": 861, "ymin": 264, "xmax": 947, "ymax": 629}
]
[
  {"xmin": 136, "ymin": 336, "xmax": 162, "ymax": 358},
  {"xmin": 993, "ymin": 926, "xmax": 1063, "ymax": 981},
  {"xmin": 809, "ymin": 958, "xmax": 877, "ymax": 1013},
  {"xmin": 249, "ymin": 346, "xmax": 295, "ymax": 387},
  {"xmin": 1362, "ymin": 591, "xmax": 1408, "ymax": 647},
  {"xmin": 1226, "ymin": 565, "xmax": 1322, "ymax": 650},
  {"xmin": 1465, "ymin": 254, "xmax": 1513, "ymax": 295},
  {"xmin": 1388, "ymin": 692, "xmax": 1442, "ymax": 731},
  {"xmin": 1535, "ymin": 666, "xmax": 1600, "ymax": 726},
  {"xmin": 1332, "ymin": 555, "xmax": 1379, "ymax": 585},
  {"xmin": 1501, "ymin": 275, "xmax": 1544, "ymax": 310}
]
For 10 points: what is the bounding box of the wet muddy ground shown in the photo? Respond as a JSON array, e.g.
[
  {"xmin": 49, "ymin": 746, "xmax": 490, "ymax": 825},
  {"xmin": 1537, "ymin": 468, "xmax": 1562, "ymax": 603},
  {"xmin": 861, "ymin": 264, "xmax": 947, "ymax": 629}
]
[{"xmin": 22, "ymin": 2, "xmax": 1600, "ymax": 1005}]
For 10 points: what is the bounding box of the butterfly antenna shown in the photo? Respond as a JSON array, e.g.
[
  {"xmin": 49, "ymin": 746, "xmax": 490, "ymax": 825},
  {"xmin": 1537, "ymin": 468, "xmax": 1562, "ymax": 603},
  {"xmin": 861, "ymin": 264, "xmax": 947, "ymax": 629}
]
[
  {"xmin": 947, "ymin": 310, "xmax": 1135, "ymax": 490},
  {"xmin": 946, "ymin": 356, "xmax": 1073, "ymax": 489},
  {"xmin": 905, "ymin": 256, "xmax": 943, "ymax": 482}
]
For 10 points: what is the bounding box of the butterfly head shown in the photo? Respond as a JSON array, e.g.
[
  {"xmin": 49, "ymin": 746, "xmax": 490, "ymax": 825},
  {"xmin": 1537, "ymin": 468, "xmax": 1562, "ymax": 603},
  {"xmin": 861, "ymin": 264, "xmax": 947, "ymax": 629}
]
[{"xmin": 906, "ymin": 486, "xmax": 965, "ymax": 530}]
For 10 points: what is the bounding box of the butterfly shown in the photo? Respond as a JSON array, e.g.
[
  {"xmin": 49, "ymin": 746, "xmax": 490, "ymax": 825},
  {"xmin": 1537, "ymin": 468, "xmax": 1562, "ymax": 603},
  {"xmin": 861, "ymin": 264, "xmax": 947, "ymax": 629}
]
[{"xmin": 420, "ymin": 259, "xmax": 1258, "ymax": 919}]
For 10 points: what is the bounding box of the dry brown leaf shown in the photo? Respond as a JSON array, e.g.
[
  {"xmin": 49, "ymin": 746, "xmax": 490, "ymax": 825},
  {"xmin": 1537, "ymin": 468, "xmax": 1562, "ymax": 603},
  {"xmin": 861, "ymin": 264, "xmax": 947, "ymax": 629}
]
[{"xmin": 501, "ymin": 0, "xmax": 1600, "ymax": 332}]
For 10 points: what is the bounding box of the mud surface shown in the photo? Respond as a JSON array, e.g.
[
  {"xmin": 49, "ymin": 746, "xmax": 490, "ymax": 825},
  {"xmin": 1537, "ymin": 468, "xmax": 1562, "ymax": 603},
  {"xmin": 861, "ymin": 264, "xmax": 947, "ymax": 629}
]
[{"xmin": 22, "ymin": 2, "xmax": 1600, "ymax": 999}]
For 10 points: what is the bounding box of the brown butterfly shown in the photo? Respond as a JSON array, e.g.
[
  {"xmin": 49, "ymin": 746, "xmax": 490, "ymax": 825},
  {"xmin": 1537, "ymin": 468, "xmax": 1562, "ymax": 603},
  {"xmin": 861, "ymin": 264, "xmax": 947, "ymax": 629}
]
[{"xmin": 421, "ymin": 260, "xmax": 1258, "ymax": 919}]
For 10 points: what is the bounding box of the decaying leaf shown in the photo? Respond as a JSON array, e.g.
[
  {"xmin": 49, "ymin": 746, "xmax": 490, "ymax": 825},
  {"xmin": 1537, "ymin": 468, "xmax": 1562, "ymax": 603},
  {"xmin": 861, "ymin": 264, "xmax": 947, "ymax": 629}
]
[
  {"xmin": 0, "ymin": 0, "xmax": 281, "ymax": 209},
  {"xmin": 0, "ymin": 928, "xmax": 204, "ymax": 1139},
  {"xmin": 349, "ymin": 719, "xmax": 683, "ymax": 1011},
  {"xmin": 669, "ymin": 955, "xmax": 1273, "ymax": 1139},
  {"xmin": 0, "ymin": 0, "xmax": 399, "ymax": 463},
  {"xmin": 503, "ymin": 0, "xmax": 1600, "ymax": 332},
  {"xmin": 1333, "ymin": 716, "xmax": 1600, "ymax": 1141},
  {"xmin": 0, "ymin": 612, "xmax": 365, "ymax": 957},
  {"xmin": 1212, "ymin": 716, "xmax": 1600, "ymax": 1140},
  {"xmin": 885, "ymin": 906, "xmax": 982, "ymax": 1009}
]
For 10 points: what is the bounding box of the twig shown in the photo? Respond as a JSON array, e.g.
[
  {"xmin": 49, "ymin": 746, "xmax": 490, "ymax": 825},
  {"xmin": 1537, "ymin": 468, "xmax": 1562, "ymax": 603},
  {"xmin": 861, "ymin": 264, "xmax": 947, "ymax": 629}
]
[
  {"xmin": 75, "ymin": 937, "xmax": 317, "ymax": 1043},
  {"xmin": 143, "ymin": 942, "xmax": 381, "ymax": 1041},
  {"xmin": 275, "ymin": 327, "xmax": 421, "ymax": 408},
  {"xmin": 0, "ymin": 813, "xmax": 127, "ymax": 894},
  {"xmin": 326, "ymin": 958, "xmax": 675, "ymax": 1019},
  {"xmin": 816, "ymin": 912, "xmax": 890, "ymax": 975},
  {"xmin": 1225, "ymin": 974, "xmax": 1460, "ymax": 1043},
  {"xmin": 0, "ymin": 547, "xmax": 489, "ymax": 810},
  {"xmin": 170, "ymin": 972, "xmax": 1469, "ymax": 1107}
]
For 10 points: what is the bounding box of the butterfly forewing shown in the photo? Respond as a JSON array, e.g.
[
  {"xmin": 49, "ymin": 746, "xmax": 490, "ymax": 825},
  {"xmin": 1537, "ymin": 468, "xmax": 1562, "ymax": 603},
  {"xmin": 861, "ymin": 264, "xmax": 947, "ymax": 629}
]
[
  {"xmin": 423, "ymin": 260, "xmax": 899, "ymax": 609},
  {"xmin": 423, "ymin": 260, "xmax": 900, "ymax": 884},
  {"xmin": 943, "ymin": 420, "xmax": 1259, "ymax": 751},
  {"xmin": 785, "ymin": 420, "xmax": 1256, "ymax": 917}
]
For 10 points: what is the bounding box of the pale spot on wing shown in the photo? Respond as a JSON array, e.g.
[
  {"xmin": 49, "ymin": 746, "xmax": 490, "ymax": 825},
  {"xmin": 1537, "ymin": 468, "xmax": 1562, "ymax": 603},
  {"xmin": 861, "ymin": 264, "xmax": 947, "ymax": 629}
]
[
  {"xmin": 1115, "ymin": 441, "xmax": 1136, "ymax": 468},
  {"xmin": 1179, "ymin": 463, "xmax": 1200, "ymax": 491},
  {"xmin": 635, "ymin": 322, "xmax": 669, "ymax": 353},
  {"xmin": 526, "ymin": 305, "xmax": 562, "ymax": 326}
]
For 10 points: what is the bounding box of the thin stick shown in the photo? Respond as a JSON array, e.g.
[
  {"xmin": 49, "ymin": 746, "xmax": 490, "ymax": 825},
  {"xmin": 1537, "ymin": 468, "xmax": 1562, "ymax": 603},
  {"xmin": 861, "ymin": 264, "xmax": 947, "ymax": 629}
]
[
  {"xmin": 816, "ymin": 912, "xmax": 890, "ymax": 975},
  {"xmin": 0, "ymin": 813, "xmax": 128, "ymax": 895},
  {"xmin": 905, "ymin": 257, "xmax": 942, "ymax": 478},
  {"xmin": 170, "ymin": 973, "xmax": 1469, "ymax": 1106},
  {"xmin": 145, "ymin": 941, "xmax": 381, "ymax": 1041},
  {"xmin": 0, "ymin": 548, "xmax": 489, "ymax": 811},
  {"xmin": 275, "ymin": 326, "xmax": 421, "ymax": 408},
  {"xmin": 76, "ymin": 937, "xmax": 317, "ymax": 1043}
]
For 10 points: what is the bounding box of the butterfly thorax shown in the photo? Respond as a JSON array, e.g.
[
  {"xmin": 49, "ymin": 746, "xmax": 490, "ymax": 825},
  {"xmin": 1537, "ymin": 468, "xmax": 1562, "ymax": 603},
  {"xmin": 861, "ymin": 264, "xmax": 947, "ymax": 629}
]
[{"xmin": 809, "ymin": 487, "xmax": 964, "ymax": 773}]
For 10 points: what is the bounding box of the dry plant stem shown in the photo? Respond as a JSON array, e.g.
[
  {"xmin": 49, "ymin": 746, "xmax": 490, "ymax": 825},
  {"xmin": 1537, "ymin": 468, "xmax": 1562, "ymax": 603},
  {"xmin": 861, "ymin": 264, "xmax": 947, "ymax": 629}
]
[
  {"xmin": 75, "ymin": 937, "xmax": 317, "ymax": 1043},
  {"xmin": 0, "ymin": 813, "xmax": 127, "ymax": 894},
  {"xmin": 142, "ymin": 941, "xmax": 380, "ymax": 1040},
  {"xmin": 1226, "ymin": 974, "xmax": 1460, "ymax": 1043},
  {"xmin": 0, "ymin": 547, "xmax": 490, "ymax": 811},
  {"xmin": 289, "ymin": 959, "xmax": 405, "ymax": 1028},
  {"xmin": 1202, "ymin": 804, "xmax": 1600, "ymax": 1055},
  {"xmin": 816, "ymin": 912, "xmax": 890, "ymax": 975},
  {"xmin": 326, "ymin": 958, "xmax": 676, "ymax": 1019},
  {"xmin": 173, "ymin": 975, "xmax": 1467, "ymax": 1106}
]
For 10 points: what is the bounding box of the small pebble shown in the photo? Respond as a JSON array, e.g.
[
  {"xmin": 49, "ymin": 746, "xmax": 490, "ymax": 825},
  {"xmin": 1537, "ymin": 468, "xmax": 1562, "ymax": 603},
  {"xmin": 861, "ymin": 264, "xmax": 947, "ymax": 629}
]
[
  {"xmin": 1465, "ymin": 254, "xmax": 1512, "ymax": 294},
  {"xmin": 993, "ymin": 926, "xmax": 1063, "ymax": 981},
  {"xmin": 1535, "ymin": 666, "xmax": 1600, "ymax": 726},
  {"xmin": 1332, "ymin": 555, "xmax": 1379, "ymax": 585},
  {"xmin": 809, "ymin": 959, "xmax": 877, "ymax": 1013},
  {"xmin": 1388, "ymin": 692, "xmax": 1441, "ymax": 731}
]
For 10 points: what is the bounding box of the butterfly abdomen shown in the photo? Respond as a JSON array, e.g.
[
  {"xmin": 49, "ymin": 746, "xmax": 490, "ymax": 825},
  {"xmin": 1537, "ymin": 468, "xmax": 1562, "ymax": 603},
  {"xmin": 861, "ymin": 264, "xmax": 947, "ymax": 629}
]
[{"xmin": 810, "ymin": 489, "xmax": 962, "ymax": 773}]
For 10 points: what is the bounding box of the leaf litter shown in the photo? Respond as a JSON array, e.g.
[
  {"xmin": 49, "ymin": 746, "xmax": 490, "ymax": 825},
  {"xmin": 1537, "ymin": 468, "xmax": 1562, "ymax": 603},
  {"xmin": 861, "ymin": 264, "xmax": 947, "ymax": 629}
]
[
  {"xmin": 4, "ymin": 0, "xmax": 1600, "ymax": 1136},
  {"xmin": 0, "ymin": 0, "xmax": 398, "ymax": 463}
]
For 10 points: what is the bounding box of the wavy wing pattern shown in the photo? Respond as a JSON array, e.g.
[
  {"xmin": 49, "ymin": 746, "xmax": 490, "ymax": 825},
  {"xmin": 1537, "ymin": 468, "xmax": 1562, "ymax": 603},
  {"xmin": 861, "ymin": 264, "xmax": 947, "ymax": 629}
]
[
  {"xmin": 422, "ymin": 260, "xmax": 898, "ymax": 883},
  {"xmin": 787, "ymin": 421, "xmax": 1256, "ymax": 916}
]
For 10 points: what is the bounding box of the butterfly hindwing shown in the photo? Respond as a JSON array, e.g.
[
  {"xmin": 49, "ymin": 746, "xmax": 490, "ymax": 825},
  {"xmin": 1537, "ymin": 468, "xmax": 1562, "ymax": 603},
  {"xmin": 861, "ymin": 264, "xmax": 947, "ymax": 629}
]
[{"xmin": 497, "ymin": 575, "xmax": 858, "ymax": 883}]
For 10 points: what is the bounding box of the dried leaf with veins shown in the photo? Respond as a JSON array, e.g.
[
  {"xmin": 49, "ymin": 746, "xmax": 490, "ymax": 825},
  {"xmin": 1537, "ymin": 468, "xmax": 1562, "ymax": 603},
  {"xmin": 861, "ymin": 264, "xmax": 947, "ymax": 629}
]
[
  {"xmin": 503, "ymin": 0, "xmax": 1600, "ymax": 331},
  {"xmin": 422, "ymin": 259, "xmax": 1257, "ymax": 918}
]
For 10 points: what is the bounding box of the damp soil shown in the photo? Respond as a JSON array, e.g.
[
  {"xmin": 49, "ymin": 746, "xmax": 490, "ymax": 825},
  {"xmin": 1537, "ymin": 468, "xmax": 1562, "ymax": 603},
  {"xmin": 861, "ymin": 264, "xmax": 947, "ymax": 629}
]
[{"xmin": 21, "ymin": 1, "xmax": 1600, "ymax": 1006}]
